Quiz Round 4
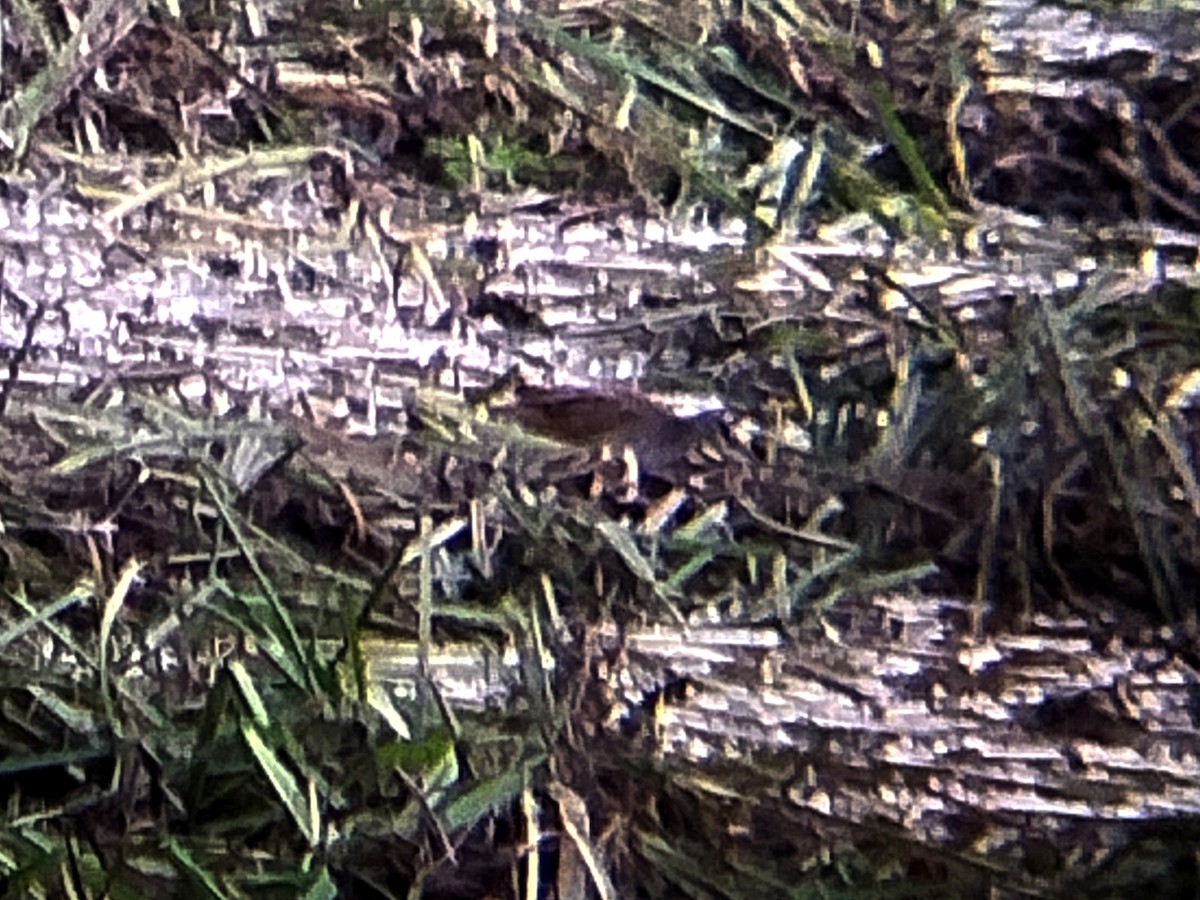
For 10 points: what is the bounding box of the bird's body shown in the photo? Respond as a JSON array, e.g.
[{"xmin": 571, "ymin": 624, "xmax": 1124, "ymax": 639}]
[
  {"xmin": 504, "ymin": 384, "xmax": 727, "ymax": 471},
  {"xmin": 507, "ymin": 385, "xmax": 669, "ymax": 444}
]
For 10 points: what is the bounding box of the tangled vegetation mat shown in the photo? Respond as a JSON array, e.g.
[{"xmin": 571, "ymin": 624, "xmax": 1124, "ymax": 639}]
[{"xmin": 3, "ymin": 0, "xmax": 1200, "ymax": 895}]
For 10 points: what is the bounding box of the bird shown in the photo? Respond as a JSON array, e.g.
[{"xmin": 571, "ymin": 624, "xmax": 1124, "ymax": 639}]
[{"xmin": 499, "ymin": 383, "xmax": 729, "ymax": 473}]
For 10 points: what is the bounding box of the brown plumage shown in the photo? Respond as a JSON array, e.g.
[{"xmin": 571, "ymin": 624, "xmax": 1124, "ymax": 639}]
[
  {"xmin": 504, "ymin": 385, "xmax": 726, "ymax": 470},
  {"xmin": 507, "ymin": 386, "xmax": 667, "ymax": 443}
]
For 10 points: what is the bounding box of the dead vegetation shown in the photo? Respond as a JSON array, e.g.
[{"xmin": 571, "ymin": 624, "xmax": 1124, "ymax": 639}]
[{"xmin": 1, "ymin": 0, "xmax": 1200, "ymax": 895}]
